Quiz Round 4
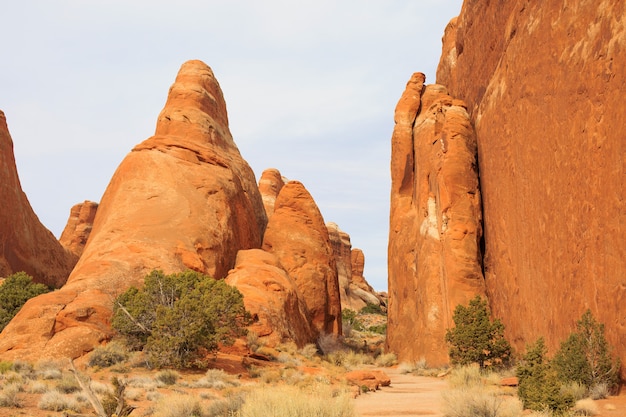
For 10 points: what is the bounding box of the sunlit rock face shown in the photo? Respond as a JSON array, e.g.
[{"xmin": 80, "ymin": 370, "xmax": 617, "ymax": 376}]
[
  {"xmin": 262, "ymin": 181, "xmax": 342, "ymax": 337},
  {"xmin": 437, "ymin": 0, "xmax": 626, "ymax": 375},
  {"xmin": 0, "ymin": 110, "xmax": 77, "ymax": 288},
  {"xmin": 387, "ymin": 73, "xmax": 485, "ymax": 367},
  {"xmin": 0, "ymin": 60, "xmax": 267, "ymax": 361}
]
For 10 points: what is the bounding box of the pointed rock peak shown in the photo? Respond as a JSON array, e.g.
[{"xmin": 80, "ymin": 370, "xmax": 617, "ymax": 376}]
[
  {"xmin": 153, "ymin": 59, "xmax": 231, "ymax": 146},
  {"xmin": 259, "ymin": 168, "xmax": 286, "ymax": 219}
]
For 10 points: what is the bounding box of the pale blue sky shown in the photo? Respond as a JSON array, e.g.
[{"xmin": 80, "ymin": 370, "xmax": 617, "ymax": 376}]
[{"xmin": 1, "ymin": 1, "xmax": 462, "ymax": 291}]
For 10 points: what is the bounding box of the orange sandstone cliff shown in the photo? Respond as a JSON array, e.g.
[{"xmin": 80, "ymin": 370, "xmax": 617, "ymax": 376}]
[
  {"xmin": 436, "ymin": 0, "xmax": 626, "ymax": 365},
  {"xmin": 0, "ymin": 60, "xmax": 267, "ymax": 361},
  {"xmin": 0, "ymin": 111, "xmax": 77, "ymax": 287},
  {"xmin": 387, "ymin": 73, "xmax": 485, "ymax": 366}
]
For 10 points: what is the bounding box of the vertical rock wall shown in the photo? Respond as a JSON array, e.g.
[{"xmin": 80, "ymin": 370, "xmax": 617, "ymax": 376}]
[
  {"xmin": 436, "ymin": 0, "xmax": 626, "ymax": 370},
  {"xmin": 387, "ymin": 73, "xmax": 485, "ymax": 366}
]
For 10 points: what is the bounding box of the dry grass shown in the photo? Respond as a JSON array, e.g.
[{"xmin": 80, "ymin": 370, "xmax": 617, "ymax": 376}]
[
  {"xmin": 375, "ymin": 352, "xmax": 397, "ymax": 367},
  {"xmin": 194, "ymin": 368, "xmax": 240, "ymax": 389},
  {"xmin": 574, "ymin": 398, "xmax": 599, "ymax": 416},
  {"xmin": 442, "ymin": 386, "xmax": 522, "ymax": 417},
  {"xmin": 0, "ymin": 383, "xmax": 23, "ymax": 408},
  {"xmin": 38, "ymin": 390, "xmax": 83, "ymax": 413},
  {"xmin": 151, "ymin": 393, "xmax": 203, "ymax": 417},
  {"xmin": 238, "ymin": 384, "xmax": 356, "ymax": 417}
]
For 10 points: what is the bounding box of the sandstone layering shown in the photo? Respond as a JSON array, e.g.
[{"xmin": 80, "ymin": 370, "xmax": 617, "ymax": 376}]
[
  {"xmin": 0, "ymin": 111, "xmax": 77, "ymax": 288},
  {"xmin": 0, "ymin": 60, "xmax": 267, "ymax": 361},
  {"xmin": 387, "ymin": 73, "xmax": 485, "ymax": 366}
]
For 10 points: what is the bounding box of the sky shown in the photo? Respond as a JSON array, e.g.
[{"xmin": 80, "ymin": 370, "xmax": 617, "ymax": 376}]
[{"xmin": 1, "ymin": 1, "xmax": 462, "ymax": 291}]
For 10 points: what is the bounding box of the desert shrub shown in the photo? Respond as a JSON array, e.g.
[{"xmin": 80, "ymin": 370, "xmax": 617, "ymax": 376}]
[
  {"xmin": 375, "ymin": 352, "xmax": 397, "ymax": 367},
  {"xmin": 35, "ymin": 360, "xmax": 63, "ymax": 380},
  {"xmin": 398, "ymin": 358, "xmax": 427, "ymax": 374},
  {"xmin": 442, "ymin": 386, "xmax": 522, "ymax": 417},
  {"xmin": 38, "ymin": 391, "xmax": 82, "ymax": 412},
  {"xmin": 551, "ymin": 310, "xmax": 620, "ymax": 392},
  {"xmin": 29, "ymin": 381, "xmax": 51, "ymax": 394},
  {"xmin": 517, "ymin": 338, "xmax": 574, "ymax": 414},
  {"xmin": 112, "ymin": 270, "xmax": 249, "ymax": 368},
  {"xmin": 360, "ymin": 303, "xmax": 385, "ymax": 315},
  {"xmin": 341, "ymin": 309, "xmax": 364, "ymax": 331},
  {"xmin": 368, "ymin": 324, "xmax": 387, "ymax": 334},
  {"xmin": 152, "ymin": 393, "xmax": 203, "ymax": 417},
  {"xmin": 573, "ymin": 398, "xmax": 599, "ymax": 416},
  {"xmin": 194, "ymin": 368, "xmax": 239, "ymax": 389},
  {"xmin": 0, "ymin": 361, "xmax": 12, "ymax": 374},
  {"xmin": 206, "ymin": 392, "xmax": 245, "ymax": 417},
  {"xmin": 156, "ymin": 369, "xmax": 180, "ymax": 386},
  {"xmin": 448, "ymin": 364, "xmax": 483, "ymax": 388},
  {"xmin": 55, "ymin": 374, "xmax": 82, "ymax": 394},
  {"xmin": 588, "ymin": 382, "xmax": 609, "ymax": 400},
  {"xmin": 0, "ymin": 383, "xmax": 23, "ymax": 408},
  {"xmin": 560, "ymin": 381, "xmax": 587, "ymax": 401},
  {"xmin": 89, "ymin": 341, "xmax": 130, "ymax": 368},
  {"xmin": 317, "ymin": 333, "xmax": 344, "ymax": 355},
  {"xmin": 239, "ymin": 385, "xmax": 355, "ymax": 417},
  {"xmin": 0, "ymin": 272, "xmax": 50, "ymax": 331},
  {"xmin": 299, "ymin": 343, "xmax": 319, "ymax": 359},
  {"xmin": 445, "ymin": 296, "xmax": 512, "ymax": 369}
]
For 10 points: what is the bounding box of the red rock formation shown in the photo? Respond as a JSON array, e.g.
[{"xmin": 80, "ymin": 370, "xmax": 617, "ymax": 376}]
[
  {"xmin": 327, "ymin": 223, "xmax": 382, "ymax": 311},
  {"xmin": 258, "ymin": 168, "xmax": 285, "ymax": 219},
  {"xmin": 0, "ymin": 110, "xmax": 76, "ymax": 287},
  {"xmin": 0, "ymin": 60, "xmax": 267, "ymax": 361},
  {"xmin": 59, "ymin": 200, "xmax": 98, "ymax": 258},
  {"xmin": 387, "ymin": 74, "xmax": 485, "ymax": 366},
  {"xmin": 225, "ymin": 249, "xmax": 315, "ymax": 347},
  {"xmin": 349, "ymin": 249, "xmax": 382, "ymax": 308},
  {"xmin": 262, "ymin": 181, "xmax": 342, "ymax": 337},
  {"xmin": 436, "ymin": 1, "xmax": 626, "ymax": 373}
]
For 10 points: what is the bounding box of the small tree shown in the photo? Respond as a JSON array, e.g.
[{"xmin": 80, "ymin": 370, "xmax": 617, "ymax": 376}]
[
  {"xmin": 552, "ymin": 309, "xmax": 620, "ymax": 391},
  {"xmin": 112, "ymin": 270, "xmax": 249, "ymax": 368},
  {"xmin": 0, "ymin": 272, "xmax": 50, "ymax": 331},
  {"xmin": 517, "ymin": 337, "xmax": 574, "ymax": 414},
  {"xmin": 445, "ymin": 295, "xmax": 511, "ymax": 369}
]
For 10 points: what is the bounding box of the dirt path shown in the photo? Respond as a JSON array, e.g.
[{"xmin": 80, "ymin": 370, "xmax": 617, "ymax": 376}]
[{"xmin": 354, "ymin": 368, "xmax": 448, "ymax": 417}]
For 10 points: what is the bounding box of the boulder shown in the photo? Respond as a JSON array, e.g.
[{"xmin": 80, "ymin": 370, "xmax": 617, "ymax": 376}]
[
  {"xmin": 344, "ymin": 370, "xmax": 391, "ymax": 391},
  {"xmin": 225, "ymin": 249, "xmax": 315, "ymax": 347},
  {"xmin": 387, "ymin": 74, "xmax": 485, "ymax": 367},
  {"xmin": 59, "ymin": 200, "xmax": 99, "ymax": 258},
  {"xmin": 436, "ymin": 0, "xmax": 626, "ymax": 374},
  {"xmin": 0, "ymin": 110, "xmax": 76, "ymax": 287},
  {"xmin": 258, "ymin": 168, "xmax": 285, "ymax": 219},
  {"xmin": 0, "ymin": 60, "xmax": 266, "ymax": 361},
  {"xmin": 262, "ymin": 181, "xmax": 342, "ymax": 337}
]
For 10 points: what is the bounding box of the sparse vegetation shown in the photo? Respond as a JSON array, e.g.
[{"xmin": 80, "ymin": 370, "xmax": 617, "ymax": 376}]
[
  {"xmin": 0, "ymin": 271, "xmax": 50, "ymax": 331},
  {"xmin": 516, "ymin": 338, "xmax": 574, "ymax": 414},
  {"xmin": 360, "ymin": 303, "xmax": 385, "ymax": 315},
  {"xmin": 551, "ymin": 310, "xmax": 620, "ymax": 393},
  {"xmin": 89, "ymin": 341, "xmax": 130, "ymax": 368},
  {"xmin": 445, "ymin": 296, "xmax": 512, "ymax": 369},
  {"xmin": 112, "ymin": 270, "xmax": 249, "ymax": 368},
  {"xmin": 238, "ymin": 385, "xmax": 356, "ymax": 417}
]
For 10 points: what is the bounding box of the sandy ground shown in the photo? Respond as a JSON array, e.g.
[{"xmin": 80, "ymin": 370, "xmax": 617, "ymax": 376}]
[{"xmin": 354, "ymin": 368, "xmax": 447, "ymax": 417}]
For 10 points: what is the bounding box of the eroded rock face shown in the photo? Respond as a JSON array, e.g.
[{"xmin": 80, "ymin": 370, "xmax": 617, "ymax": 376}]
[
  {"xmin": 59, "ymin": 201, "xmax": 99, "ymax": 258},
  {"xmin": 436, "ymin": 1, "xmax": 626, "ymax": 372},
  {"xmin": 258, "ymin": 168, "xmax": 285, "ymax": 219},
  {"xmin": 262, "ymin": 181, "xmax": 342, "ymax": 336},
  {"xmin": 0, "ymin": 60, "xmax": 267, "ymax": 361},
  {"xmin": 327, "ymin": 223, "xmax": 382, "ymax": 311},
  {"xmin": 225, "ymin": 249, "xmax": 315, "ymax": 347},
  {"xmin": 0, "ymin": 111, "xmax": 76, "ymax": 287},
  {"xmin": 387, "ymin": 74, "xmax": 485, "ymax": 366}
]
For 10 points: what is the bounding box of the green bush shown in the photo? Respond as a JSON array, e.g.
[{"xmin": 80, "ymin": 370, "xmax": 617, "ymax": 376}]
[
  {"xmin": 360, "ymin": 303, "xmax": 385, "ymax": 315},
  {"xmin": 551, "ymin": 309, "xmax": 620, "ymax": 392},
  {"xmin": 112, "ymin": 270, "xmax": 249, "ymax": 368},
  {"xmin": 445, "ymin": 296, "xmax": 512, "ymax": 369},
  {"xmin": 517, "ymin": 338, "xmax": 574, "ymax": 414},
  {"xmin": 0, "ymin": 272, "xmax": 50, "ymax": 331},
  {"xmin": 368, "ymin": 324, "xmax": 387, "ymax": 334},
  {"xmin": 341, "ymin": 309, "xmax": 364, "ymax": 331}
]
